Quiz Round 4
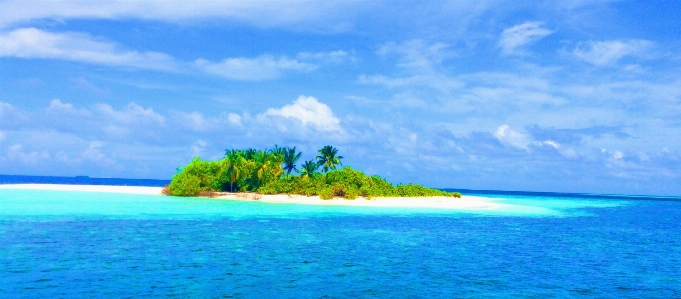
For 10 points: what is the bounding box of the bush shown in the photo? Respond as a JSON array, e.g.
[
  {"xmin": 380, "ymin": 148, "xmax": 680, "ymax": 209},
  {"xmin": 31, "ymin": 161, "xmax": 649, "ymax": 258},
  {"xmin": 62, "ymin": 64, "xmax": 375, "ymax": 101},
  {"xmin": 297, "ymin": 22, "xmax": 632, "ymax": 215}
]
[
  {"xmin": 318, "ymin": 187, "xmax": 334, "ymax": 200},
  {"xmin": 168, "ymin": 157, "xmax": 227, "ymax": 196},
  {"xmin": 329, "ymin": 182, "xmax": 359, "ymax": 200},
  {"xmin": 258, "ymin": 177, "xmax": 294, "ymax": 195},
  {"xmin": 168, "ymin": 171, "xmax": 202, "ymax": 196},
  {"xmin": 258, "ymin": 167, "xmax": 459, "ymax": 199},
  {"xmin": 394, "ymin": 183, "xmax": 462, "ymax": 197}
]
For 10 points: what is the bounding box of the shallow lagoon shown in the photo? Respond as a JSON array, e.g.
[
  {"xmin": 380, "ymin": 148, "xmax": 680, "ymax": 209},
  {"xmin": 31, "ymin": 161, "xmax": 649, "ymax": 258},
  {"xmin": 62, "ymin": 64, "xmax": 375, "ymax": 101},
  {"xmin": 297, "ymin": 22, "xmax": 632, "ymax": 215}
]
[{"xmin": 1, "ymin": 189, "xmax": 680, "ymax": 298}]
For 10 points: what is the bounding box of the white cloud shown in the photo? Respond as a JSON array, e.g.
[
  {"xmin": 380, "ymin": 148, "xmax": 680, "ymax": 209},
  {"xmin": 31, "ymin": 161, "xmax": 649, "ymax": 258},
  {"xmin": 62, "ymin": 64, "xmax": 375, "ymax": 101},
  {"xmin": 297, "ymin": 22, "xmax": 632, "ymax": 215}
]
[
  {"xmin": 48, "ymin": 98, "xmax": 73, "ymax": 110},
  {"xmin": 46, "ymin": 99, "xmax": 91, "ymax": 116},
  {"xmin": 573, "ymin": 39, "xmax": 653, "ymax": 66},
  {"xmin": 6, "ymin": 144, "xmax": 50, "ymax": 164},
  {"xmin": 499, "ymin": 22, "xmax": 553, "ymax": 55},
  {"xmin": 377, "ymin": 39, "xmax": 448, "ymax": 72},
  {"xmin": 358, "ymin": 74, "xmax": 422, "ymax": 88},
  {"xmin": 0, "ymin": 101, "xmax": 27, "ymax": 125},
  {"xmin": 297, "ymin": 50, "xmax": 352, "ymax": 63},
  {"xmin": 0, "ymin": 28, "xmax": 178, "ymax": 71},
  {"xmin": 262, "ymin": 95, "xmax": 342, "ymax": 132},
  {"xmin": 538, "ymin": 140, "xmax": 560, "ymax": 149},
  {"xmin": 0, "ymin": 1, "xmax": 358, "ymax": 29},
  {"xmin": 1, "ymin": 29, "xmax": 346, "ymax": 79},
  {"xmin": 94, "ymin": 102, "xmax": 165, "ymax": 125},
  {"xmin": 169, "ymin": 111, "xmax": 217, "ymax": 132},
  {"xmin": 82, "ymin": 141, "xmax": 114, "ymax": 166},
  {"xmin": 359, "ymin": 40, "xmax": 463, "ymax": 92},
  {"xmin": 195, "ymin": 55, "xmax": 316, "ymax": 80},
  {"xmin": 0, "ymin": 101, "xmax": 16, "ymax": 117},
  {"xmin": 494, "ymin": 124, "xmax": 531, "ymax": 150},
  {"xmin": 535, "ymin": 140, "xmax": 579, "ymax": 158},
  {"xmin": 227, "ymin": 113, "xmax": 242, "ymax": 126}
]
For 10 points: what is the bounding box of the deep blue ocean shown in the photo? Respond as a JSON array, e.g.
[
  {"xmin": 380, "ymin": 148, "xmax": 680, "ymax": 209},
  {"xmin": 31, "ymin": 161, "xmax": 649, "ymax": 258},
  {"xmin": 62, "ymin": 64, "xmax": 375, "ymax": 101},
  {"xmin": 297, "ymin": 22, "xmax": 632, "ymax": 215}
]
[{"xmin": 1, "ymin": 175, "xmax": 680, "ymax": 298}]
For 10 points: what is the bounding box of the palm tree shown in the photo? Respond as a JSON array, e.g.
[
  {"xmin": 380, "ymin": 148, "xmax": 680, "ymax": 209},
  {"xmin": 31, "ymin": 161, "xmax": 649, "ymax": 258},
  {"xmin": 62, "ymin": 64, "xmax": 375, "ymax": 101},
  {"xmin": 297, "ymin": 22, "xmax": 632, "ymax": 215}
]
[
  {"xmin": 316, "ymin": 145, "xmax": 343, "ymax": 172},
  {"xmin": 283, "ymin": 146, "xmax": 302, "ymax": 175},
  {"xmin": 223, "ymin": 149, "xmax": 243, "ymax": 192},
  {"xmin": 299, "ymin": 160, "xmax": 319, "ymax": 179},
  {"xmin": 242, "ymin": 148, "xmax": 257, "ymax": 160},
  {"xmin": 269, "ymin": 144, "xmax": 286, "ymax": 157},
  {"xmin": 253, "ymin": 150, "xmax": 284, "ymax": 185}
]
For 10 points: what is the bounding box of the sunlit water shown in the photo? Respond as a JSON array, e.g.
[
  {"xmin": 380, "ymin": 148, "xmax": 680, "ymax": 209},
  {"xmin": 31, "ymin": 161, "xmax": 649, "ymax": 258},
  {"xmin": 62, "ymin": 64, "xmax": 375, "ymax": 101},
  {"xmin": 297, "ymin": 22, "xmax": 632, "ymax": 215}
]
[{"xmin": 1, "ymin": 189, "xmax": 680, "ymax": 298}]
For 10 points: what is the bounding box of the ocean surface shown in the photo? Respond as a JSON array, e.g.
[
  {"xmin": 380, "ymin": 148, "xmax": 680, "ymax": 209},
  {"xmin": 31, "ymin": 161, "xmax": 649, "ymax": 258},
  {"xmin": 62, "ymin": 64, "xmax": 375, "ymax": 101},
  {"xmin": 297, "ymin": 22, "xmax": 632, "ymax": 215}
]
[
  {"xmin": 0, "ymin": 174, "xmax": 171, "ymax": 187},
  {"xmin": 1, "ymin": 176, "xmax": 680, "ymax": 298}
]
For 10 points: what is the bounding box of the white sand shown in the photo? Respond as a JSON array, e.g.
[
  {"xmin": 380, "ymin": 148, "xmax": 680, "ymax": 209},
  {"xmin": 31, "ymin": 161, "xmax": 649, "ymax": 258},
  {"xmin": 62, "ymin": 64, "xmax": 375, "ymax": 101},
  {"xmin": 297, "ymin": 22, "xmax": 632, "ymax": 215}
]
[
  {"xmin": 215, "ymin": 192, "xmax": 505, "ymax": 210},
  {"xmin": 0, "ymin": 184, "xmax": 504, "ymax": 210}
]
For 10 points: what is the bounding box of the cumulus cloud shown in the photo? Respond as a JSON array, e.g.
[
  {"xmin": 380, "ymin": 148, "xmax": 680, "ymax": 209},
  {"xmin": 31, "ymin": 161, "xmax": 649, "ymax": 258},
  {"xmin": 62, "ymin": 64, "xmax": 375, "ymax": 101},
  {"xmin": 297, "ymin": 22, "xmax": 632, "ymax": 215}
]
[
  {"xmin": 499, "ymin": 21, "xmax": 553, "ymax": 54},
  {"xmin": 0, "ymin": 28, "xmax": 178, "ymax": 71},
  {"xmin": 195, "ymin": 55, "xmax": 316, "ymax": 80},
  {"xmin": 262, "ymin": 95, "xmax": 342, "ymax": 132},
  {"xmin": 227, "ymin": 113, "xmax": 242, "ymax": 126},
  {"xmin": 573, "ymin": 39, "xmax": 653, "ymax": 66},
  {"xmin": 494, "ymin": 124, "xmax": 531, "ymax": 150}
]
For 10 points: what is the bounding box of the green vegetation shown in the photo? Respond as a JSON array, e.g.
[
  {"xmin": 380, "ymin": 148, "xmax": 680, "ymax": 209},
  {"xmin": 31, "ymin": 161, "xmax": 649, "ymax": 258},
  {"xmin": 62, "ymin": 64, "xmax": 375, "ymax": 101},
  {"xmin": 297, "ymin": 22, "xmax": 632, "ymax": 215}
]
[{"xmin": 167, "ymin": 145, "xmax": 462, "ymax": 199}]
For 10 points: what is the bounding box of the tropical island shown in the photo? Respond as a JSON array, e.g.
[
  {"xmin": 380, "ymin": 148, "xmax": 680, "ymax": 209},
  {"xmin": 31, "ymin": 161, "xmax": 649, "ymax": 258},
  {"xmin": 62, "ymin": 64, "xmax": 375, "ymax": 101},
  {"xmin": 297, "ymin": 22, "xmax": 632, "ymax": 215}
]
[{"xmin": 165, "ymin": 145, "xmax": 462, "ymax": 200}]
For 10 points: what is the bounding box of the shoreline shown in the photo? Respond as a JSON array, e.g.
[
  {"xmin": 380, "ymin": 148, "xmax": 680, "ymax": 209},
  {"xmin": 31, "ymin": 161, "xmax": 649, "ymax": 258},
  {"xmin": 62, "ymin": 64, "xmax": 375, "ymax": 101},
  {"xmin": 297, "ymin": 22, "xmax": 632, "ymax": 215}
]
[
  {"xmin": 213, "ymin": 192, "xmax": 504, "ymax": 209},
  {"xmin": 0, "ymin": 184, "xmax": 504, "ymax": 210}
]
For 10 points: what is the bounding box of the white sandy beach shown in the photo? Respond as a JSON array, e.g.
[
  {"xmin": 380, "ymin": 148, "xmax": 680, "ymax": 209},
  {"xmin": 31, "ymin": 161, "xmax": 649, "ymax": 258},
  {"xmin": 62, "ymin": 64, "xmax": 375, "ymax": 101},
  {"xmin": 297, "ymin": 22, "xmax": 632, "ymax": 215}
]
[
  {"xmin": 216, "ymin": 192, "xmax": 505, "ymax": 209},
  {"xmin": 0, "ymin": 184, "xmax": 505, "ymax": 210}
]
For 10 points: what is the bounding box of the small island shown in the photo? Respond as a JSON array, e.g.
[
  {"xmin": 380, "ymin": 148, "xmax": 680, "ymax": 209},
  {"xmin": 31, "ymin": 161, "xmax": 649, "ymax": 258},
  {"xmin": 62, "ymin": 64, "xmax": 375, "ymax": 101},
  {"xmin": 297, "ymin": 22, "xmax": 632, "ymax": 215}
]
[{"xmin": 165, "ymin": 145, "xmax": 462, "ymax": 200}]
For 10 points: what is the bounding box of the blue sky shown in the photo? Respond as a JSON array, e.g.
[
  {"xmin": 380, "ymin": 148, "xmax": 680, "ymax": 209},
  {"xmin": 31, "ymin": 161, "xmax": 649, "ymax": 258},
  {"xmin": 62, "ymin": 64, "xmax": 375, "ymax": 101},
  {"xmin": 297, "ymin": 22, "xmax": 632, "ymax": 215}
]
[{"xmin": 1, "ymin": 1, "xmax": 680, "ymax": 196}]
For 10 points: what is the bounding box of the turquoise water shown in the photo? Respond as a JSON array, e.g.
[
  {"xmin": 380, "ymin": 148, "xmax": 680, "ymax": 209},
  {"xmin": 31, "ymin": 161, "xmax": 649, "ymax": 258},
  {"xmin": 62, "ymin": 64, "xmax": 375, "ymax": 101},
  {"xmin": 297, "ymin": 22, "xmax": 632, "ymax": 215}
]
[{"xmin": 1, "ymin": 189, "xmax": 680, "ymax": 298}]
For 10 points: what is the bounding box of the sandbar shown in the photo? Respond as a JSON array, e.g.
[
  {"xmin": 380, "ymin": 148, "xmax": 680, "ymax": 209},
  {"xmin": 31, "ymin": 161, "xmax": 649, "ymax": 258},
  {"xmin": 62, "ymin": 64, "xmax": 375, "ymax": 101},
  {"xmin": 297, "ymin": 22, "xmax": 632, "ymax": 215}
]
[{"xmin": 0, "ymin": 184, "xmax": 504, "ymax": 210}]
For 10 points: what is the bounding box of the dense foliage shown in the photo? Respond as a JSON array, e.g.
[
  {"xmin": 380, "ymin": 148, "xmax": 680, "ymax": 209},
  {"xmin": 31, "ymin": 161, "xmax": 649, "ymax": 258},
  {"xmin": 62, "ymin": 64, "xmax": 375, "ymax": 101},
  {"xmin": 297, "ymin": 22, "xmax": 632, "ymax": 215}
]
[{"xmin": 167, "ymin": 145, "xmax": 462, "ymax": 199}]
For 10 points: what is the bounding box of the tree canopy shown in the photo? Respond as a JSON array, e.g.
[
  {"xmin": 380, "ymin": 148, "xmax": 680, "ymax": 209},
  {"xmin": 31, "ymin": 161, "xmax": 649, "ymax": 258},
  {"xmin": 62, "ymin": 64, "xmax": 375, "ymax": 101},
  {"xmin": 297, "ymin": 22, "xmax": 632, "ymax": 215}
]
[
  {"xmin": 316, "ymin": 145, "xmax": 343, "ymax": 172},
  {"xmin": 167, "ymin": 145, "xmax": 461, "ymax": 199}
]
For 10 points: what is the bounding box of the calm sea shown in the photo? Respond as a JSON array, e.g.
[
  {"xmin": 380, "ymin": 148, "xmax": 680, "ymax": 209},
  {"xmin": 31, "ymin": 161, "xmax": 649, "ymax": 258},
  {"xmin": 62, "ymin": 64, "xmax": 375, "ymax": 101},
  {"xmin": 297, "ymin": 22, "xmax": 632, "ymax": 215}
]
[{"xmin": 1, "ymin": 176, "xmax": 680, "ymax": 298}]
